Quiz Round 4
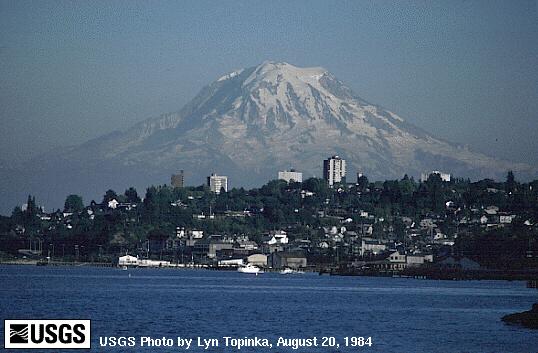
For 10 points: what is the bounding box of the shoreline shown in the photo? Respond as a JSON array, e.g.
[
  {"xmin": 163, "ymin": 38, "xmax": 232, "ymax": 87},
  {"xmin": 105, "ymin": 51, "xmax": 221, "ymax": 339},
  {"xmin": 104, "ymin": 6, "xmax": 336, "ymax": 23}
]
[{"xmin": 2, "ymin": 260, "xmax": 538, "ymax": 285}]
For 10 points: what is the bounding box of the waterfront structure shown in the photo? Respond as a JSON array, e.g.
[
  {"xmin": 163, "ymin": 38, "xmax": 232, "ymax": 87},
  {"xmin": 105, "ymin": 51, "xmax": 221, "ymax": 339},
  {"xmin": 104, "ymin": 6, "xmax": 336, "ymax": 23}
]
[
  {"xmin": 218, "ymin": 258, "xmax": 244, "ymax": 267},
  {"xmin": 323, "ymin": 155, "xmax": 346, "ymax": 186},
  {"xmin": 118, "ymin": 255, "xmax": 138, "ymax": 267},
  {"xmin": 118, "ymin": 255, "xmax": 170, "ymax": 268},
  {"xmin": 268, "ymin": 251, "xmax": 307, "ymax": 269},
  {"xmin": 207, "ymin": 173, "xmax": 228, "ymax": 194},
  {"xmin": 247, "ymin": 254, "xmax": 268, "ymax": 267},
  {"xmin": 421, "ymin": 170, "xmax": 451, "ymax": 182},
  {"xmin": 171, "ymin": 171, "xmax": 185, "ymax": 188},
  {"xmin": 278, "ymin": 169, "xmax": 303, "ymax": 183},
  {"xmin": 138, "ymin": 259, "xmax": 171, "ymax": 267}
]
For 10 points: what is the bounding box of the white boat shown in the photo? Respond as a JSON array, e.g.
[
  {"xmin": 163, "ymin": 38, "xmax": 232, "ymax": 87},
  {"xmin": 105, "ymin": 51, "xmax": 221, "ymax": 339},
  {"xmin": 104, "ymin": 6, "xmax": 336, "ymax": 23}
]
[
  {"xmin": 237, "ymin": 264, "xmax": 262, "ymax": 274},
  {"xmin": 280, "ymin": 268, "xmax": 305, "ymax": 274}
]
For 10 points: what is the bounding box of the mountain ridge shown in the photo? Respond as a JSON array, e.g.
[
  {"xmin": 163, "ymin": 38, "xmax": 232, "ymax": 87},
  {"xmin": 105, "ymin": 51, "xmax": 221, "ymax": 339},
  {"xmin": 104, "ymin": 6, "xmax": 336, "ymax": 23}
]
[{"xmin": 1, "ymin": 61, "xmax": 535, "ymax": 213}]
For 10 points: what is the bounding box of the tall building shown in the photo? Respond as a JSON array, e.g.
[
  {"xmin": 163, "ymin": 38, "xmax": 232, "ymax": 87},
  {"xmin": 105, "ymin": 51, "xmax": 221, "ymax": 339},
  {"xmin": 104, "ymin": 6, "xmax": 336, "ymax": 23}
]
[
  {"xmin": 207, "ymin": 173, "xmax": 228, "ymax": 194},
  {"xmin": 323, "ymin": 155, "xmax": 346, "ymax": 186},
  {"xmin": 171, "ymin": 170, "xmax": 184, "ymax": 188},
  {"xmin": 278, "ymin": 169, "xmax": 303, "ymax": 183}
]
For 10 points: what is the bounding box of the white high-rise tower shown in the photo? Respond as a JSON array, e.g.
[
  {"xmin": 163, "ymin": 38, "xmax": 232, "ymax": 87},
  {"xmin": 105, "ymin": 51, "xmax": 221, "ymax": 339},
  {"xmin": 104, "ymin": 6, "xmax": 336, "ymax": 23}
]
[
  {"xmin": 207, "ymin": 173, "xmax": 228, "ymax": 194},
  {"xmin": 323, "ymin": 155, "xmax": 346, "ymax": 186}
]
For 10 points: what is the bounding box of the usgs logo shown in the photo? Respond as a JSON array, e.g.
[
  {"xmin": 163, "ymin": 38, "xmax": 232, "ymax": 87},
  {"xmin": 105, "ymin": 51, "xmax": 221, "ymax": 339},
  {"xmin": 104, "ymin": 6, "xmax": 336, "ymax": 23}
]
[{"xmin": 4, "ymin": 320, "xmax": 91, "ymax": 349}]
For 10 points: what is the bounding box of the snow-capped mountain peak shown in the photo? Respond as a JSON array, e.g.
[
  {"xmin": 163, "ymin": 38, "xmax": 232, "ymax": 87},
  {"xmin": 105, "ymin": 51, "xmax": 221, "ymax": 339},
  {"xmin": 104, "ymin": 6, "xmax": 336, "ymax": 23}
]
[{"xmin": 4, "ymin": 61, "xmax": 534, "ymax": 212}]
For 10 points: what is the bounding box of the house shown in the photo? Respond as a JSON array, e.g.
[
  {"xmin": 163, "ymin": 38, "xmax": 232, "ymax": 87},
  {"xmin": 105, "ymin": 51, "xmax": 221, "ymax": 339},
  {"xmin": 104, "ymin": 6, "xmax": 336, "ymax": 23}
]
[
  {"xmin": 266, "ymin": 230, "xmax": 289, "ymax": 245},
  {"xmin": 108, "ymin": 199, "xmax": 119, "ymax": 209},
  {"xmin": 191, "ymin": 230, "xmax": 204, "ymax": 238},
  {"xmin": 293, "ymin": 239, "xmax": 312, "ymax": 250},
  {"xmin": 118, "ymin": 202, "xmax": 137, "ymax": 211},
  {"xmin": 235, "ymin": 237, "xmax": 258, "ymax": 251},
  {"xmin": 420, "ymin": 218, "xmax": 436, "ymax": 229},
  {"xmin": 360, "ymin": 238, "xmax": 386, "ymax": 256},
  {"xmin": 357, "ymin": 223, "xmax": 373, "ymax": 235},
  {"xmin": 368, "ymin": 251, "xmax": 407, "ymax": 271},
  {"xmin": 318, "ymin": 241, "xmax": 329, "ymax": 249},
  {"xmin": 387, "ymin": 251, "xmax": 406, "ymax": 264},
  {"xmin": 184, "ymin": 230, "xmax": 204, "ymax": 246},
  {"xmin": 499, "ymin": 214, "xmax": 516, "ymax": 224},
  {"xmin": 300, "ymin": 190, "xmax": 314, "ymax": 198},
  {"xmin": 268, "ymin": 251, "xmax": 307, "ymax": 269}
]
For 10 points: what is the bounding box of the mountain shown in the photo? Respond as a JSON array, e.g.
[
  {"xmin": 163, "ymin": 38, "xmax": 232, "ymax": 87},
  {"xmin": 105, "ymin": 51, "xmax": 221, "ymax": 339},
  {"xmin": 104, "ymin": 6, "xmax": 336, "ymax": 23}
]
[{"xmin": 1, "ymin": 61, "xmax": 535, "ymax": 213}]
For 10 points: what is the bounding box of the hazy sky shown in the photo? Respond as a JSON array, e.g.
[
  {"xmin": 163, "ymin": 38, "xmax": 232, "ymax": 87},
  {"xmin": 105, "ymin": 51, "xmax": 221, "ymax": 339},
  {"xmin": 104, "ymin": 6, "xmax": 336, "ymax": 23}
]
[{"xmin": 1, "ymin": 0, "xmax": 537, "ymax": 165}]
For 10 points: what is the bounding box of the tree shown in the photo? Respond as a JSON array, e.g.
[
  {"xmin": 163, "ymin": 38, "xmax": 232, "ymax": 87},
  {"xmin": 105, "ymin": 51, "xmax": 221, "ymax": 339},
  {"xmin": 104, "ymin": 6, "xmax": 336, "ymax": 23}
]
[
  {"xmin": 124, "ymin": 187, "xmax": 141, "ymax": 203},
  {"xmin": 64, "ymin": 195, "xmax": 84, "ymax": 213},
  {"xmin": 505, "ymin": 170, "xmax": 516, "ymax": 194},
  {"xmin": 102, "ymin": 189, "xmax": 118, "ymax": 204},
  {"xmin": 142, "ymin": 186, "xmax": 159, "ymax": 224},
  {"xmin": 303, "ymin": 178, "xmax": 329, "ymax": 196},
  {"xmin": 11, "ymin": 206, "xmax": 24, "ymax": 224},
  {"xmin": 26, "ymin": 195, "xmax": 38, "ymax": 216}
]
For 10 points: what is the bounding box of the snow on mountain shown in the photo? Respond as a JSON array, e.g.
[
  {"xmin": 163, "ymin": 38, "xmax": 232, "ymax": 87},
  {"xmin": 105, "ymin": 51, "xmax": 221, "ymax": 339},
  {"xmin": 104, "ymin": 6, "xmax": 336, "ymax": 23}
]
[
  {"xmin": 1, "ymin": 61, "xmax": 535, "ymax": 212},
  {"xmin": 105, "ymin": 61, "xmax": 531, "ymax": 180}
]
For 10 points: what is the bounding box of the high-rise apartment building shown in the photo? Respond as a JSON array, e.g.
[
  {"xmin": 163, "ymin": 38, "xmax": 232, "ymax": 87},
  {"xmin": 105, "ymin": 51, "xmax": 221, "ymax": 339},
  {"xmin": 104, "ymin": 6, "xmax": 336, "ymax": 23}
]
[
  {"xmin": 323, "ymin": 155, "xmax": 346, "ymax": 186},
  {"xmin": 171, "ymin": 170, "xmax": 184, "ymax": 188},
  {"xmin": 207, "ymin": 173, "xmax": 228, "ymax": 194}
]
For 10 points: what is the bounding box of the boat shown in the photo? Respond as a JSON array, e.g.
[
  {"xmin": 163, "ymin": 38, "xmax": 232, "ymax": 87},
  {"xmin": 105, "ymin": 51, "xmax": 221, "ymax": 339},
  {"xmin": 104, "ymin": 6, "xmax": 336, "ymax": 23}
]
[
  {"xmin": 279, "ymin": 267, "xmax": 304, "ymax": 274},
  {"xmin": 122, "ymin": 265, "xmax": 128, "ymax": 271},
  {"xmin": 237, "ymin": 264, "xmax": 262, "ymax": 274}
]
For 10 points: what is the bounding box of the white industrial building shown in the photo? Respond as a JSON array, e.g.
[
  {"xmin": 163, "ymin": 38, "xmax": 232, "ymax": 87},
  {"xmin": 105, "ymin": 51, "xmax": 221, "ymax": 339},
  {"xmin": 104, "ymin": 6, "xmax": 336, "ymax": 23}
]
[{"xmin": 278, "ymin": 169, "xmax": 303, "ymax": 183}]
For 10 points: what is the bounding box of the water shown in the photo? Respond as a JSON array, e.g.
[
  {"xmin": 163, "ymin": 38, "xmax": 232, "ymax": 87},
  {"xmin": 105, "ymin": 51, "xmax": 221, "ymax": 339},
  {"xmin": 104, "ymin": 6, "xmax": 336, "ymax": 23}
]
[{"xmin": 0, "ymin": 265, "xmax": 537, "ymax": 352}]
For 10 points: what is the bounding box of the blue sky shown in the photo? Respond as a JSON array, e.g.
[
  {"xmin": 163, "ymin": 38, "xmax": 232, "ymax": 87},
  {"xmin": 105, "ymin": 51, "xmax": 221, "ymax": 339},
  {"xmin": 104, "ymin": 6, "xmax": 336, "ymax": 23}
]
[{"xmin": 1, "ymin": 0, "xmax": 537, "ymax": 165}]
